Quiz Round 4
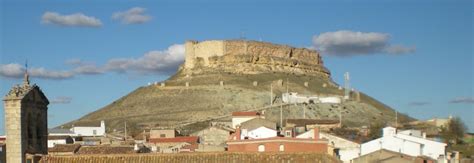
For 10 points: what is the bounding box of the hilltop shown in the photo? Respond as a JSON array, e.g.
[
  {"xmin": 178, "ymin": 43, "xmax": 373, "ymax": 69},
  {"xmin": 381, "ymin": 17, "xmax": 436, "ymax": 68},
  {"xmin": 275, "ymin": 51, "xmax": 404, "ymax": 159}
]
[{"xmin": 63, "ymin": 40, "xmax": 413, "ymax": 135}]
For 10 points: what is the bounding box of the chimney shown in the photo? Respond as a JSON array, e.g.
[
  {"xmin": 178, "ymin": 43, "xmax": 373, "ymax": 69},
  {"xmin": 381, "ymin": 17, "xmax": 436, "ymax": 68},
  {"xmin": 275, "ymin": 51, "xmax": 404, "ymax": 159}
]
[
  {"xmin": 422, "ymin": 132, "xmax": 426, "ymax": 139},
  {"xmin": 235, "ymin": 125, "xmax": 241, "ymax": 140},
  {"xmin": 313, "ymin": 127, "xmax": 320, "ymax": 140}
]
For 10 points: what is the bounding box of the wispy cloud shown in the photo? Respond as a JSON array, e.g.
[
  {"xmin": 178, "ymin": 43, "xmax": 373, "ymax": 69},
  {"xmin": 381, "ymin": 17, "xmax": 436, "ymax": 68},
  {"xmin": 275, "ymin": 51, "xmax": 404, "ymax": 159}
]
[
  {"xmin": 41, "ymin": 11, "xmax": 102, "ymax": 27},
  {"xmin": 0, "ymin": 63, "xmax": 74, "ymax": 80},
  {"xmin": 408, "ymin": 101, "xmax": 431, "ymax": 107},
  {"xmin": 449, "ymin": 97, "xmax": 474, "ymax": 104},
  {"xmin": 112, "ymin": 7, "xmax": 152, "ymax": 24},
  {"xmin": 312, "ymin": 30, "xmax": 415, "ymax": 57},
  {"xmin": 50, "ymin": 96, "xmax": 72, "ymax": 104},
  {"xmin": 0, "ymin": 44, "xmax": 185, "ymax": 80},
  {"xmin": 104, "ymin": 44, "xmax": 185, "ymax": 74}
]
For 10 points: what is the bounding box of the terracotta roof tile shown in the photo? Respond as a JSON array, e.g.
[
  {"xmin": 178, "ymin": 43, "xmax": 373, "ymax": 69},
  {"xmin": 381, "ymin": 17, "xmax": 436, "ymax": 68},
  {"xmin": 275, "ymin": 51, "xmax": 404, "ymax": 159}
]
[
  {"xmin": 76, "ymin": 146, "xmax": 136, "ymax": 155},
  {"xmin": 149, "ymin": 136, "xmax": 199, "ymax": 144},
  {"xmin": 48, "ymin": 144, "xmax": 81, "ymax": 153}
]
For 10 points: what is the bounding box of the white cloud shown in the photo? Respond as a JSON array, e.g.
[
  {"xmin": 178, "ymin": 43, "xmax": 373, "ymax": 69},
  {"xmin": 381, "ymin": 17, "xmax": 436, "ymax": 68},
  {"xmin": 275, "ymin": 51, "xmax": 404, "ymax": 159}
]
[
  {"xmin": 0, "ymin": 63, "xmax": 74, "ymax": 80},
  {"xmin": 50, "ymin": 96, "xmax": 72, "ymax": 104},
  {"xmin": 1, "ymin": 44, "xmax": 184, "ymax": 80},
  {"xmin": 42, "ymin": 11, "xmax": 102, "ymax": 27},
  {"xmin": 73, "ymin": 64, "xmax": 104, "ymax": 75},
  {"xmin": 0, "ymin": 63, "xmax": 24, "ymax": 78},
  {"xmin": 105, "ymin": 44, "xmax": 185, "ymax": 74},
  {"xmin": 450, "ymin": 97, "xmax": 474, "ymax": 104},
  {"xmin": 112, "ymin": 7, "xmax": 152, "ymax": 24},
  {"xmin": 312, "ymin": 30, "xmax": 415, "ymax": 56}
]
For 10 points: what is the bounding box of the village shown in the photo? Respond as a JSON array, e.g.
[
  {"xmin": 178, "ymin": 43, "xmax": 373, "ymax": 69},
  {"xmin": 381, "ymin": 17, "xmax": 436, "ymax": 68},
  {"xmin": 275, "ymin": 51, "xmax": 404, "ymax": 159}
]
[{"xmin": 0, "ymin": 71, "xmax": 472, "ymax": 163}]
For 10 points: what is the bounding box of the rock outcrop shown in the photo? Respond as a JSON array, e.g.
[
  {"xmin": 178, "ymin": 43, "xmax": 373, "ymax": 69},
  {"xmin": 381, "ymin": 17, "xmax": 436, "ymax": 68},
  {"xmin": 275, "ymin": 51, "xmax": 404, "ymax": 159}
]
[{"xmin": 183, "ymin": 40, "xmax": 330, "ymax": 78}]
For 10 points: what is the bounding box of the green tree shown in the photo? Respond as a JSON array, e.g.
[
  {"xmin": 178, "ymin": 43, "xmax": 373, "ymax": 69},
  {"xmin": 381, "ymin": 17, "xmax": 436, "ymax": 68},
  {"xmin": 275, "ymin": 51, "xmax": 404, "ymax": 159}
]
[
  {"xmin": 440, "ymin": 117, "xmax": 467, "ymax": 144},
  {"xmin": 368, "ymin": 121, "xmax": 385, "ymax": 140}
]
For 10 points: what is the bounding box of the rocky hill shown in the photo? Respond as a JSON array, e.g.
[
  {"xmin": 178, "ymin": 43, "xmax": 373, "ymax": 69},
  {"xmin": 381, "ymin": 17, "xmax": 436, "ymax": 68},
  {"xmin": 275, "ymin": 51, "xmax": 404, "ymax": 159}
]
[{"xmin": 63, "ymin": 40, "xmax": 413, "ymax": 135}]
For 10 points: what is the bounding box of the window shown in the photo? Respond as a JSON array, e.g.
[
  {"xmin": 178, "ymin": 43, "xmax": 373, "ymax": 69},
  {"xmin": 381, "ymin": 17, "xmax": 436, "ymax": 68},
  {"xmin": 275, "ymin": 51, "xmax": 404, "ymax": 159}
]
[
  {"xmin": 258, "ymin": 144, "xmax": 265, "ymax": 152},
  {"xmin": 285, "ymin": 131, "xmax": 291, "ymax": 137},
  {"xmin": 160, "ymin": 134, "xmax": 166, "ymax": 138},
  {"xmin": 93, "ymin": 130, "xmax": 97, "ymax": 135},
  {"xmin": 279, "ymin": 144, "xmax": 285, "ymax": 152}
]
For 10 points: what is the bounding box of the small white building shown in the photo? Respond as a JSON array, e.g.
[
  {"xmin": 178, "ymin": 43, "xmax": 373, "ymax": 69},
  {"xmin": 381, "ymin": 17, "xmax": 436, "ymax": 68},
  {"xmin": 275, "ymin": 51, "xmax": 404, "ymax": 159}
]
[
  {"xmin": 48, "ymin": 135, "xmax": 74, "ymax": 148},
  {"xmin": 240, "ymin": 118, "xmax": 277, "ymax": 139},
  {"xmin": 297, "ymin": 129, "xmax": 360, "ymax": 162},
  {"xmin": 282, "ymin": 92, "xmax": 341, "ymax": 104},
  {"xmin": 70, "ymin": 120, "xmax": 106, "ymax": 137},
  {"xmin": 231, "ymin": 112, "xmax": 260, "ymax": 129},
  {"xmin": 241, "ymin": 126, "xmax": 277, "ymax": 140},
  {"xmin": 360, "ymin": 127, "xmax": 446, "ymax": 160}
]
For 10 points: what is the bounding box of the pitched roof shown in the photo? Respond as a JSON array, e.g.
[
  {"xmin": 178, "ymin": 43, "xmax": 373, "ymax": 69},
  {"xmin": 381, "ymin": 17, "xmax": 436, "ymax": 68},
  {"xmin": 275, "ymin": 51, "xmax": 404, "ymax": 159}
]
[
  {"xmin": 48, "ymin": 144, "xmax": 81, "ymax": 153},
  {"xmin": 76, "ymin": 146, "xmax": 136, "ymax": 155},
  {"xmin": 49, "ymin": 128, "xmax": 74, "ymax": 134},
  {"xmin": 241, "ymin": 118, "xmax": 277, "ymax": 131},
  {"xmin": 286, "ymin": 119, "xmax": 339, "ymax": 126},
  {"xmin": 149, "ymin": 136, "xmax": 199, "ymax": 144},
  {"xmin": 232, "ymin": 111, "xmax": 260, "ymax": 117}
]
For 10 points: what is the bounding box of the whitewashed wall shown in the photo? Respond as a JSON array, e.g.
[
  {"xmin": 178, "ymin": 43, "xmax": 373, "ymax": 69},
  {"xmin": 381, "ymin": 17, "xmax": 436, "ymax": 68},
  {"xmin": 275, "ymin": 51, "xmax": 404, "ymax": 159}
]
[
  {"xmin": 232, "ymin": 117, "xmax": 256, "ymax": 129},
  {"xmin": 241, "ymin": 127, "xmax": 277, "ymax": 139}
]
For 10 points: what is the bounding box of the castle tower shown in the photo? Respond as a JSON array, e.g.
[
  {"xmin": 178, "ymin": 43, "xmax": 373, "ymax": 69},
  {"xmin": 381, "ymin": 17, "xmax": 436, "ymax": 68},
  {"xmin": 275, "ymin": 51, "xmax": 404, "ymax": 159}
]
[{"xmin": 3, "ymin": 67, "xmax": 49, "ymax": 163}]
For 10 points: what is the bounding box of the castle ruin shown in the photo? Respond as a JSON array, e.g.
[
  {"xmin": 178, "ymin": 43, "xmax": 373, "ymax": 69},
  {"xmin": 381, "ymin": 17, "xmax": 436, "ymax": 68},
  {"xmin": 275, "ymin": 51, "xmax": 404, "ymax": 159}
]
[{"xmin": 183, "ymin": 40, "xmax": 331, "ymax": 78}]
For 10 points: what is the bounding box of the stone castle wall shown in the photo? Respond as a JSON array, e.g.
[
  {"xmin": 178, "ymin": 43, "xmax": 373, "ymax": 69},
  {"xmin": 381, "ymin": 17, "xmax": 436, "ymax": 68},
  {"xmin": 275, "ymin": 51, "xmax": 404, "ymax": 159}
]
[{"xmin": 183, "ymin": 40, "xmax": 330, "ymax": 78}]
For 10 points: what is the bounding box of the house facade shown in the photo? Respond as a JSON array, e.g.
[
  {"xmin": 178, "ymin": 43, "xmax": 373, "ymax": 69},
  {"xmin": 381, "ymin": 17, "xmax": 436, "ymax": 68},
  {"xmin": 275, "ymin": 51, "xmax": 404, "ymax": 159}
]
[
  {"xmin": 148, "ymin": 136, "xmax": 200, "ymax": 153},
  {"xmin": 228, "ymin": 127, "xmax": 328, "ymax": 153},
  {"xmin": 70, "ymin": 120, "xmax": 106, "ymax": 137},
  {"xmin": 191, "ymin": 125, "xmax": 233, "ymax": 152},
  {"xmin": 240, "ymin": 118, "xmax": 277, "ymax": 139},
  {"xmin": 47, "ymin": 135, "xmax": 74, "ymax": 148},
  {"xmin": 231, "ymin": 112, "xmax": 260, "ymax": 129},
  {"xmin": 360, "ymin": 127, "xmax": 446, "ymax": 160},
  {"xmin": 297, "ymin": 129, "xmax": 360, "ymax": 162},
  {"xmin": 150, "ymin": 129, "xmax": 177, "ymax": 139}
]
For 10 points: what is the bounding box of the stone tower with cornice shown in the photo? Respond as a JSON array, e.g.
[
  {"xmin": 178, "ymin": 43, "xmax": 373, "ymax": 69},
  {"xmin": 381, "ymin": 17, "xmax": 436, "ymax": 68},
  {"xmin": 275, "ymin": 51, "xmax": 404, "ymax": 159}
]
[{"xmin": 3, "ymin": 68, "xmax": 49, "ymax": 163}]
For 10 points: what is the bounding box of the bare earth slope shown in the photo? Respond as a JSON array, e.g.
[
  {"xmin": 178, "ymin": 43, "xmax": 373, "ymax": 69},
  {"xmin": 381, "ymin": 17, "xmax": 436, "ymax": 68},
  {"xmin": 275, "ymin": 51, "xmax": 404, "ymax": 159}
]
[{"xmin": 62, "ymin": 40, "xmax": 413, "ymax": 135}]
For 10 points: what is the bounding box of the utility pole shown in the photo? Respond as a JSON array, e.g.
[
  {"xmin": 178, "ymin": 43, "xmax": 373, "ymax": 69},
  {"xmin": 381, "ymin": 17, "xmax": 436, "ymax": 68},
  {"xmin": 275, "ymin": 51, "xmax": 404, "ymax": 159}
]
[
  {"xmin": 344, "ymin": 72, "xmax": 350, "ymax": 101},
  {"xmin": 124, "ymin": 121, "xmax": 127, "ymax": 140},
  {"xmin": 280, "ymin": 102, "xmax": 283, "ymax": 131},
  {"xmin": 395, "ymin": 111, "xmax": 398, "ymax": 128},
  {"xmin": 339, "ymin": 105, "xmax": 342, "ymax": 127},
  {"xmin": 270, "ymin": 84, "xmax": 273, "ymax": 106}
]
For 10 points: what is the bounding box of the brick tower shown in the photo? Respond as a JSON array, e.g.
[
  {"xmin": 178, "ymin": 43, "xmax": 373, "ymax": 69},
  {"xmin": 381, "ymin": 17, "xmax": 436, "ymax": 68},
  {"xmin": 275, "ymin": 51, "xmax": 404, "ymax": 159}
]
[{"xmin": 3, "ymin": 67, "xmax": 49, "ymax": 163}]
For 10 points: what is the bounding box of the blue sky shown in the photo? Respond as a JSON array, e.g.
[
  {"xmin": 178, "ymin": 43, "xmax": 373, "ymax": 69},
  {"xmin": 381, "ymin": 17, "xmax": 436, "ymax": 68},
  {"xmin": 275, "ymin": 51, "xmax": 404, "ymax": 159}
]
[{"xmin": 0, "ymin": 0, "xmax": 472, "ymax": 134}]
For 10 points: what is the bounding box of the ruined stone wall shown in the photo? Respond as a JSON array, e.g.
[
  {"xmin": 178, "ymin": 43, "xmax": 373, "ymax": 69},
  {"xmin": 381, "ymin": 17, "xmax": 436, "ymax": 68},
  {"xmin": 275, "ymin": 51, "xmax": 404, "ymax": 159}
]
[{"xmin": 183, "ymin": 40, "xmax": 329, "ymax": 78}]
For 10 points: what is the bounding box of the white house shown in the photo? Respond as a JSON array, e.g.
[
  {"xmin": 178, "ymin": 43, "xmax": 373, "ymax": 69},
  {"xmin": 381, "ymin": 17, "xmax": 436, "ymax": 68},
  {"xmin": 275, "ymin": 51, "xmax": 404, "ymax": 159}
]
[
  {"xmin": 240, "ymin": 118, "xmax": 277, "ymax": 139},
  {"xmin": 70, "ymin": 120, "xmax": 106, "ymax": 137},
  {"xmin": 360, "ymin": 127, "xmax": 446, "ymax": 160},
  {"xmin": 231, "ymin": 112, "xmax": 260, "ymax": 129},
  {"xmin": 241, "ymin": 126, "xmax": 277, "ymax": 139},
  {"xmin": 49, "ymin": 128, "xmax": 76, "ymax": 136},
  {"xmin": 297, "ymin": 129, "xmax": 360, "ymax": 162},
  {"xmin": 47, "ymin": 135, "xmax": 74, "ymax": 148}
]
